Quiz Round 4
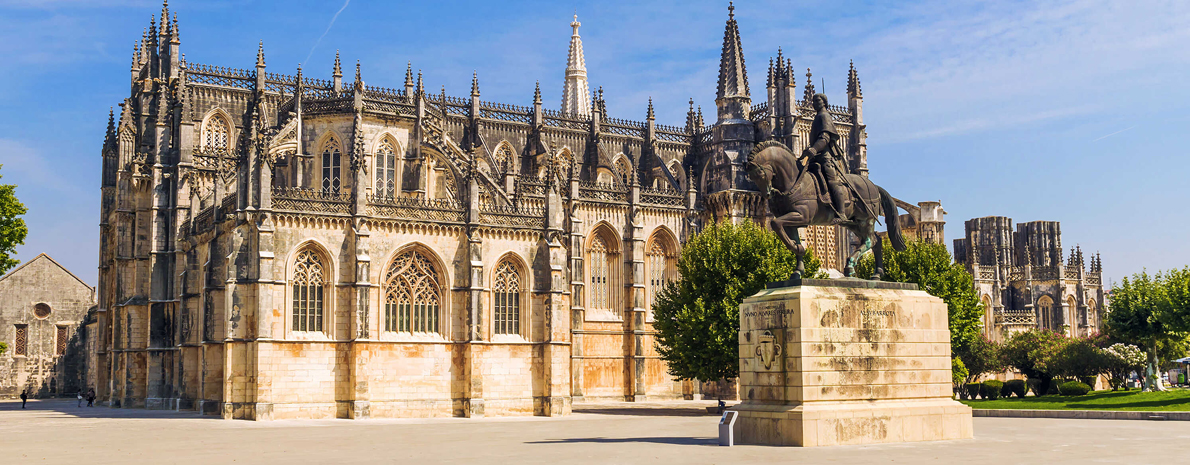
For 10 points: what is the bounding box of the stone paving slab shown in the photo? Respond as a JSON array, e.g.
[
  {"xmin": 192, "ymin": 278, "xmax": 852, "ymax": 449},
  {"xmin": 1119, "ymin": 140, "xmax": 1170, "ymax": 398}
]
[{"xmin": 2, "ymin": 399, "xmax": 1189, "ymax": 464}]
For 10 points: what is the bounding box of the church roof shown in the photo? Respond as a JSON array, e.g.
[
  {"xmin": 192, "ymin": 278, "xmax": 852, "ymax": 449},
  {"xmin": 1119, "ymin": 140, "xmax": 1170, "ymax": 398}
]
[{"xmin": 0, "ymin": 253, "xmax": 94, "ymax": 291}]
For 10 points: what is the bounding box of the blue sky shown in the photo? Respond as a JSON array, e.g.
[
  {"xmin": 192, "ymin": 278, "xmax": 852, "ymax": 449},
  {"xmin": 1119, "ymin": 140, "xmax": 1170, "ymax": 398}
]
[{"xmin": 1, "ymin": 0, "xmax": 1187, "ymax": 286}]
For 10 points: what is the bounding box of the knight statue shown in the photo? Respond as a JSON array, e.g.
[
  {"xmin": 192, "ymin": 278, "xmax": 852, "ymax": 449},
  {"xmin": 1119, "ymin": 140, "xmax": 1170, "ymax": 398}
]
[{"xmin": 803, "ymin": 93, "xmax": 849, "ymax": 222}]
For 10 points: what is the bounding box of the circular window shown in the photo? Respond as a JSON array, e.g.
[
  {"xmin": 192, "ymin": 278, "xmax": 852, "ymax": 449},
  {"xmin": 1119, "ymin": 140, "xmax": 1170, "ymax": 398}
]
[{"xmin": 33, "ymin": 303, "xmax": 51, "ymax": 319}]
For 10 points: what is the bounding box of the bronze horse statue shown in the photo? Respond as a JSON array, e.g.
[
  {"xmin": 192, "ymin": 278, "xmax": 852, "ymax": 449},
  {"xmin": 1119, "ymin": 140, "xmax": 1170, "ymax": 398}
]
[{"xmin": 745, "ymin": 140, "xmax": 906, "ymax": 280}]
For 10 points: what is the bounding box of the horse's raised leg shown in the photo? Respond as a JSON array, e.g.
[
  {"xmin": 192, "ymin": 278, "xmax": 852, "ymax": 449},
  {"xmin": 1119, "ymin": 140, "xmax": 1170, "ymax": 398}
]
[
  {"xmin": 770, "ymin": 212, "xmax": 808, "ymax": 280},
  {"xmin": 872, "ymin": 230, "xmax": 885, "ymax": 281},
  {"xmin": 845, "ymin": 220, "xmax": 877, "ymax": 278}
]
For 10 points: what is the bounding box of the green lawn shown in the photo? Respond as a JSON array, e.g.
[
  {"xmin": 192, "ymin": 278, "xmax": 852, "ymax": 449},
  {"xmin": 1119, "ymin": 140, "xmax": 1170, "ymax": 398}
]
[{"xmin": 960, "ymin": 389, "xmax": 1190, "ymax": 411}]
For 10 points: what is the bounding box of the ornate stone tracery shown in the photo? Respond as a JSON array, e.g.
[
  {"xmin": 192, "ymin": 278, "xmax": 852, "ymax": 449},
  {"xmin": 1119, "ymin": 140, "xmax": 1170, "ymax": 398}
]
[
  {"xmin": 292, "ymin": 249, "xmax": 326, "ymax": 332},
  {"xmin": 384, "ymin": 249, "xmax": 442, "ymax": 334},
  {"xmin": 492, "ymin": 259, "xmax": 521, "ymax": 335}
]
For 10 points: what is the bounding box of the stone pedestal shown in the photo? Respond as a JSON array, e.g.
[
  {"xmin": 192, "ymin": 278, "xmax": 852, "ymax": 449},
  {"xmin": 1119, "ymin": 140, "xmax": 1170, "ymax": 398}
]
[{"xmin": 729, "ymin": 278, "xmax": 972, "ymax": 447}]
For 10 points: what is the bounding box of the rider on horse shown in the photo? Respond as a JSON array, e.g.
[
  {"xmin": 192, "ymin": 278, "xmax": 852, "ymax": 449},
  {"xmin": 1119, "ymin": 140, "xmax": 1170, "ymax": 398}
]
[{"xmin": 803, "ymin": 93, "xmax": 849, "ymax": 223}]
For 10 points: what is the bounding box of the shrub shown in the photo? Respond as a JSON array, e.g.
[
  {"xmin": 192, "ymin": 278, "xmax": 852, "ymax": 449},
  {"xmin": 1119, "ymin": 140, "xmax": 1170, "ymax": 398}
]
[
  {"xmin": 964, "ymin": 383, "xmax": 982, "ymax": 399},
  {"xmin": 1079, "ymin": 376, "xmax": 1098, "ymax": 389},
  {"xmin": 981, "ymin": 380, "xmax": 1004, "ymax": 400},
  {"xmin": 1003, "ymin": 379, "xmax": 1027, "ymax": 398},
  {"xmin": 1058, "ymin": 380, "xmax": 1091, "ymax": 396}
]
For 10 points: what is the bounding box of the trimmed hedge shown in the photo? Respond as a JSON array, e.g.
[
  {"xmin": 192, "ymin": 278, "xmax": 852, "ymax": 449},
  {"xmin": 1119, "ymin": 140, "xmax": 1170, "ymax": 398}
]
[
  {"xmin": 1002, "ymin": 379, "xmax": 1027, "ymax": 398},
  {"xmin": 964, "ymin": 383, "xmax": 983, "ymax": 399},
  {"xmin": 981, "ymin": 380, "xmax": 1004, "ymax": 400},
  {"xmin": 1058, "ymin": 381, "xmax": 1091, "ymax": 396}
]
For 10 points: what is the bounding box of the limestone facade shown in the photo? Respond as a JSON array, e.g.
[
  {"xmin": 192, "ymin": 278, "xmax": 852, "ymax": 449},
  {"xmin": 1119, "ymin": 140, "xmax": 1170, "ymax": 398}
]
[
  {"xmin": 953, "ymin": 217, "xmax": 1106, "ymax": 341},
  {"xmin": 94, "ymin": 3, "xmax": 930, "ymax": 419},
  {"xmin": 0, "ymin": 254, "xmax": 96, "ymax": 398}
]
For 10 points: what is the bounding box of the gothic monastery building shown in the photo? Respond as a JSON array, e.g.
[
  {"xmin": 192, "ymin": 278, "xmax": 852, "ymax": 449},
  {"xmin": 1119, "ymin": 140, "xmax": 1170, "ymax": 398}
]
[{"xmin": 95, "ymin": 2, "xmax": 940, "ymax": 419}]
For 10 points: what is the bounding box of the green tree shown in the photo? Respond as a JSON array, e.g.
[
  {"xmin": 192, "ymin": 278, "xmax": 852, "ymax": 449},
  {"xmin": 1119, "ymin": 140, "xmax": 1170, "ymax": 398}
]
[
  {"xmin": 1045, "ymin": 337, "xmax": 1108, "ymax": 380},
  {"xmin": 951, "ymin": 357, "xmax": 968, "ymax": 389},
  {"xmin": 652, "ymin": 220, "xmax": 821, "ymax": 382},
  {"xmin": 854, "ymin": 239, "xmax": 983, "ymax": 356},
  {"xmin": 1002, "ymin": 329, "xmax": 1068, "ymax": 395},
  {"xmin": 1103, "ymin": 270, "xmax": 1190, "ymax": 389},
  {"xmin": 1102, "ymin": 343, "xmax": 1146, "ymax": 390},
  {"xmin": 0, "ymin": 165, "xmax": 28, "ymax": 274},
  {"xmin": 958, "ymin": 335, "xmax": 1003, "ymax": 383}
]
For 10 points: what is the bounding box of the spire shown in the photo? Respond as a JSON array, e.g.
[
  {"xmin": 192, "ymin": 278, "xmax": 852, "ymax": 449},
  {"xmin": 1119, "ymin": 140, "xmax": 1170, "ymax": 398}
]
[
  {"xmin": 847, "ymin": 60, "xmax": 862, "ymax": 98},
  {"xmin": 647, "ymin": 97, "xmax": 655, "ymax": 120},
  {"xmin": 471, "ymin": 71, "xmax": 480, "ymax": 97},
  {"xmin": 355, "ymin": 60, "xmax": 362, "ymax": 84},
  {"xmin": 256, "ymin": 41, "xmax": 265, "ymax": 68},
  {"xmin": 803, "ymin": 68, "xmax": 815, "ymax": 103},
  {"xmin": 786, "ymin": 59, "xmax": 795, "ymax": 88},
  {"xmin": 170, "ymin": 12, "xmax": 179, "ymax": 44},
  {"xmin": 766, "ymin": 58, "xmax": 774, "ymax": 88},
  {"xmin": 715, "ymin": 2, "xmax": 749, "ymax": 101},
  {"xmin": 333, "ymin": 50, "xmax": 342, "ymax": 78},
  {"xmin": 561, "ymin": 14, "xmax": 592, "ymax": 117},
  {"xmin": 159, "ymin": 0, "xmax": 169, "ymax": 39},
  {"xmin": 148, "ymin": 15, "xmax": 158, "ymax": 47},
  {"xmin": 104, "ymin": 107, "xmax": 117, "ymax": 150},
  {"xmin": 132, "ymin": 41, "xmax": 140, "ymax": 69},
  {"xmin": 686, "ymin": 98, "xmax": 696, "ymax": 131},
  {"xmin": 534, "ymin": 81, "xmax": 542, "ymax": 105},
  {"xmin": 416, "ymin": 70, "xmax": 423, "ymax": 94},
  {"xmin": 403, "ymin": 61, "xmax": 413, "ymax": 86}
]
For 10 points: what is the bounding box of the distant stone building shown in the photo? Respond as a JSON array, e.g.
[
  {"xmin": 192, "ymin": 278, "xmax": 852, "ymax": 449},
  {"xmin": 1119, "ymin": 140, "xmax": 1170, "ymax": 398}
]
[
  {"xmin": 0, "ymin": 254, "xmax": 96, "ymax": 398},
  {"xmin": 953, "ymin": 217, "xmax": 1105, "ymax": 341},
  {"xmin": 95, "ymin": 2, "xmax": 942, "ymax": 419}
]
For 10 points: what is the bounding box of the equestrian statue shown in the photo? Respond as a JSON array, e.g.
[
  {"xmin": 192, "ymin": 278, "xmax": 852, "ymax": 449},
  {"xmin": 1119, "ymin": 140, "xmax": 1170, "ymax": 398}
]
[{"xmin": 745, "ymin": 93, "xmax": 906, "ymax": 280}]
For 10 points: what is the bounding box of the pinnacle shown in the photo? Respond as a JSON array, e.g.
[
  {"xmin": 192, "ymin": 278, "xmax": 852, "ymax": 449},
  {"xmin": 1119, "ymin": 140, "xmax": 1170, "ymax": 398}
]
[
  {"xmin": 534, "ymin": 81, "xmax": 542, "ymax": 104},
  {"xmin": 647, "ymin": 97, "xmax": 654, "ymax": 120},
  {"xmin": 471, "ymin": 71, "xmax": 480, "ymax": 96},
  {"xmin": 803, "ymin": 68, "xmax": 815, "ymax": 103},
  {"xmin": 333, "ymin": 50, "xmax": 343, "ymax": 77},
  {"xmin": 404, "ymin": 61, "xmax": 413, "ymax": 86},
  {"xmin": 256, "ymin": 41, "xmax": 265, "ymax": 67},
  {"xmin": 715, "ymin": 2, "xmax": 749, "ymax": 100},
  {"xmin": 355, "ymin": 60, "xmax": 362, "ymax": 83}
]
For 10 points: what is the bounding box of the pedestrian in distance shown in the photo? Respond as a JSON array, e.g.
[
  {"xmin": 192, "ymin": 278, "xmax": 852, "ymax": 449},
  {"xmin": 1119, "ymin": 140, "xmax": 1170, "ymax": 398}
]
[
  {"xmin": 86, "ymin": 388, "xmax": 95, "ymax": 407},
  {"xmin": 20, "ymin": 390, "xmax": 27, "ymax": 409},
  {"xmin": 77, "ymin": 391, "xmax": 83, "ymax": 407}
]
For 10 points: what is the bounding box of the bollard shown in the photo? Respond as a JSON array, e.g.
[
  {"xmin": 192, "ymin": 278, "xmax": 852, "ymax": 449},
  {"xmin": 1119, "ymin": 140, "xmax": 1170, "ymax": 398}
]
[{"xmin": 718, "ymin": 410, "xmax": 738, "ymax": 446}]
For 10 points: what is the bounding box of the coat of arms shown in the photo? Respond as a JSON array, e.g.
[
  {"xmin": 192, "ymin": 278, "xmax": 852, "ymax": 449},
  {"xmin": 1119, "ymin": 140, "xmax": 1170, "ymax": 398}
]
[{"xmin": 755, "ymin": 330, "xmax": 783, "ymax": 370}]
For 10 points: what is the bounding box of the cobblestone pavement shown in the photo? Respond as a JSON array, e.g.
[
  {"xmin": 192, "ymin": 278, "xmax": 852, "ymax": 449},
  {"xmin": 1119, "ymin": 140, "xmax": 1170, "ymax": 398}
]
[{"xmin": 2, "ymin": 399, "xmax": 1187, "ymax": 464}]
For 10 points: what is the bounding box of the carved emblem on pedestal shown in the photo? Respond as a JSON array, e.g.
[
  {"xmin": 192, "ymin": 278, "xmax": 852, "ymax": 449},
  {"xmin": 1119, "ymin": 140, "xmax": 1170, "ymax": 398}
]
[{"xmin": 755, "ymin": 330, "xmax": 782, "ymax": 369}]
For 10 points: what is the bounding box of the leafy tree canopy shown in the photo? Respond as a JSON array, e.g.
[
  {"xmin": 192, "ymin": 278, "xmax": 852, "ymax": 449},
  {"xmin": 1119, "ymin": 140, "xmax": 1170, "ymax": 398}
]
[
  {"xmin": 958, "ymin": 335, "xmax": 1003, "ymax": 383},
  {"xmin": 0, "ymin": 165, "xmax": 28, "ymax": 275},
  {"xmin": 652, "ymin": 220, "xmax": 821, "ymax": 382},
  {"xmin": 854, "ymin": 239, "xmax": 983, "ymax": 356}
]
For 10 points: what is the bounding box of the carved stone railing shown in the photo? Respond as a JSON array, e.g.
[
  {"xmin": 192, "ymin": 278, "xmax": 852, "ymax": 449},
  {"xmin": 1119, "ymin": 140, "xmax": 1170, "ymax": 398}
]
[
  {"xmin": 976, "ymin": 265, "xmax": 996, "ymax": 280},
  {"xmin": 304, "ymin": 97, "xmax": 354, "ymax": 115},
  {"xmin": 186, "ymin": 63, "xmax": 254, "ymax": 90},
  {"xmin": 640, "ymin": 186, "xmax": 683, "ymax": 207},
  {"xmin": 366, "ymin": 194, "xmax": 464, "ymax": 223},
  {"xmin": 1064, "ymin": 266, "xmax": 1081, "ymax": 280},
  {"xmin": 515, "ymin": 176, "xmax": 546, "ymax": 197},
  {"xmin": 578, "ymin": 181, "xmax": 627, "ymax": 203},
  {"xmin": 1086, "ymin": 274, "xmax": 1101, "ymax": 286},
  {"xmin": 478, "ymin": 203, "xmax": 545, "ymax": 229},
  {"xmin": 1032, "ymin": 266, "xmax": 1060, "ymax": 281},
  {"xmin": 995, "ymin": 309, "xmax": 1036, "ymax": 326},
  {"xmin": 272, "ymin": 187, "xmax": 351, "ymax": 214}
]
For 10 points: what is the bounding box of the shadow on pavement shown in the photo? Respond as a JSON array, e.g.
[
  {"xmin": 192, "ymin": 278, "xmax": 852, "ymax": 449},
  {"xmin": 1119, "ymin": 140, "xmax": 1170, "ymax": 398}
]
[
  {"xmin": 526, "ymin": 436, "xmax": 717, "ymax": 446},
  {"xmin": 572, "ymin": 407, "xmax": 716, "ymax": 417},
  {"xmin": 0, "ymin": 399, "xmax": 214, "ymax": 420}
]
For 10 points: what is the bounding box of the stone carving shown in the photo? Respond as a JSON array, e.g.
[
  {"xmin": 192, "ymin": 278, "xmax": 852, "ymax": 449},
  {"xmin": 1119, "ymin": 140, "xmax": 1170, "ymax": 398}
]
[{"xmin": 754, "ymin": 330, "xmax": 782, "ymax": 369}]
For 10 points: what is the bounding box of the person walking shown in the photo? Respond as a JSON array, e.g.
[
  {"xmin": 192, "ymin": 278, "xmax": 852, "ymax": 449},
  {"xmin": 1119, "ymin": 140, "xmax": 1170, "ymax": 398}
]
[
  {"xmin": 86, "ymin": 388, "xmax": 95, "ymax": 407},
  {"xmin": 77, "ymin": 391, "xmax": 83, "ymax": 407},
  {"xmin": 19, "ymin": 390, "xmax": 27, "ymax": 409}
]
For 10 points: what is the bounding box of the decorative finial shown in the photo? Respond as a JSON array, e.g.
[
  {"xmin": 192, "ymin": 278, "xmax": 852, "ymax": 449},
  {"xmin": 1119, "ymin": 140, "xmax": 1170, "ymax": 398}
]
[
  {"xmin": 404, "ymin": 61, "xmax": 413, "ymax": 86},
  {"xmin": 416, "ymin": 70, "xmax": 423, "ymax": 94},
  {"xmin": 647, "ymin": 97, "xmax": 654, "ymax": 120},
  {"xmin": 256, "ymin": 41, "xmax": 265, "ymax": 67},
  {"xmin": 471, "ymin": 71, "xmax": 480, "ymax": 97},
  {"xmin": 803, "ymin": 68, "xmax": 816, "ymax": 103},
  {"xmin": 171, "ymin": 12, "xmax": 179, "ymax": 44},
  {"xmin": 355, "ymin": 60, "xmax": 362, "ymax": 83},
  {"xmin": 534, "ymin": 81, "xmax": 541, "ymax": 104},
  {"xmin": 728, "ymin": 1, "xmax": 734, "ymax": 20},
  {"xmin": 333, "ymin": 50, "xmax": 342, "ymax": 77}
]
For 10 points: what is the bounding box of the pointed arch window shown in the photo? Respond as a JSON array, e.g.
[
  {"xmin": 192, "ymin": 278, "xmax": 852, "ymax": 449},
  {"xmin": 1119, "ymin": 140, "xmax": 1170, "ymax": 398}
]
[
  {"xmin": 292, "ymin": 249, "xmax": 326, "ymax": 332},
  {"xmin": 384, "ymin": 250, "xmax": 442, "ymax": 334},
  {"xmin": 1037, "ymin": 296, "xmax": 1054, "ymax": 330},
  {"xmin": 494, "ymin": 144, "xmax": 513, "ymax": 175},
  {"xmin": 493, "ymin": 259, "xmax": 522, "ymax": 335},
  {"xmin": 375, "ymin": 138, "xmax": 397, "ymax": 199},
  {"xmin": 587, "ymin": 234, "xmax": 621, "ymax": 319},
  {"xmin": 321, "ymin": 137, "xmax": 342, "ymax": 193},
  {"xmin": 614, "ymin": 157, "xmax": 632, "ymax": 185},
  {"xmin": 646, "ymin": 239, "xmax": 676, "ymax": 309},
  {"xmin": 203, "ymin": 114, "xmax": 230, "ymax": 153}
]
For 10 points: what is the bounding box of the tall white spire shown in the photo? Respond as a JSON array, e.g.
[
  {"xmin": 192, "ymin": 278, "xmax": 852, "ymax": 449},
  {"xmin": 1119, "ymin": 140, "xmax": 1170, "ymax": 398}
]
[{"xmin": 561, "ymin": 14, "xmax": 591, "ymax": 118}]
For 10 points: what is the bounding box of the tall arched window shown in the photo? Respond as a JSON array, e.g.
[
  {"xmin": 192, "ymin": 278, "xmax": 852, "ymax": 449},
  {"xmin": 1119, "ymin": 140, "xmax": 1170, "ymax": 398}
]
[
  {"xmin": 375, "ymin": 138, "xmax": 396, "ymax": 199},
  {"xmin": 321, "ymin": 137, "xmax": 342, "ymax": 193},
  {"xmin": 590, "ymin": 236, "xmax": 609, "ymax": 312},
  {"xmin": 1066, "ymin": 296, "xmax": 1079, "ymax": 334},
  {"xmin": 203, "ymin": 113, "xmax": 230, "ymax": 153},
  {"xmin": 292, "ymin": 249, "xmax": 326, "ymax": 332},
  {"xmin": 494, "ymin": 144, "xmax": 513, "ymax": 175},
  {"xmin": 646, "ymin": 236, "xmax": 677, "ymax": 310},
  {"xmin": 981, "ymin": 295, "xmax": 993, "ymax": 331},
  {"xmin": 384, "ymin": 249, "xmax": 442, "ymax": 334},
  {"xmin": 1037, "ymin": 296, "xmax": 1054, "ymax": 330},
  {"xmin": 493, "ymin": 259, "xmax": 521, "ymax": 335},
  {"xmin": 614, "ymin": 157, "xmax": 631, "ymax": 185}
]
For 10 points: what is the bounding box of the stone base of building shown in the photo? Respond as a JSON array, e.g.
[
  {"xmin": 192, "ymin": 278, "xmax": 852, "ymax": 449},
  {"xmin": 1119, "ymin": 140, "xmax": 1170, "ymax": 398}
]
[
  {"xmin": 731, "ymin": 280, "xmax": 973, "ymax": 447},
  {"xmin": 731, "ymin": 399, "xmax": 972, "ymax": 446}
]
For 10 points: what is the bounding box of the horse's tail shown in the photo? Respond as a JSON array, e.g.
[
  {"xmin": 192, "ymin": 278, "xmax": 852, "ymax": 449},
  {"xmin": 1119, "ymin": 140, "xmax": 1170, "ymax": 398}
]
[{"xmin": 878, "ymin": 186, "xmax": 907, "ymax": 252}]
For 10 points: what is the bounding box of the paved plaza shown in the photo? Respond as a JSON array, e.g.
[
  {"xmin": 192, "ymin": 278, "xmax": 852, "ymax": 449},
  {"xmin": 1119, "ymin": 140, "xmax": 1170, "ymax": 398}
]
[{"xmin": 1, "ymin": 399, "xmax": 1187, "ymax": 464}]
